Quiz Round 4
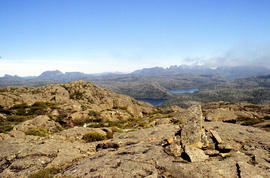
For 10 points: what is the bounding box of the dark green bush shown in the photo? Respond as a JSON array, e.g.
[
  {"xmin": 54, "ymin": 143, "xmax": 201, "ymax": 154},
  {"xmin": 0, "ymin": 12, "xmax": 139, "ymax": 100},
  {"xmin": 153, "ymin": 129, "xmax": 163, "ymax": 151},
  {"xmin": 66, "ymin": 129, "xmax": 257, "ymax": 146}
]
[
  {"xmin": 0, "ymin": 125, "xmax": 13, "ymax": 133},
  {"xmin": 238, "ymin": 117, "xmax": 263, "ymax": 126},
  {"xmin": 25, "ymin": 128, "xmax": 49, "ymax": 137},
  {"xmin": 264, "ymin": 116, "xmax": 270, "ymax": 120},
  {"xmin": 82, "ymin": 132, "xmax": 106, "ymax": 142}
]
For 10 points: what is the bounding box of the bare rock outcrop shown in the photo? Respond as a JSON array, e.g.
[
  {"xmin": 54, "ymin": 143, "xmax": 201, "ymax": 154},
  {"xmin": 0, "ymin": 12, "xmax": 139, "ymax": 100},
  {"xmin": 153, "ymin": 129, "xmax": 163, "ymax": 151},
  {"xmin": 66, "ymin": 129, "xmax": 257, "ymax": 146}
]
[
  {"xmin": 13, "ymin": 115, "xmax": 61, "ymax": 132},
  {"xmin": 205, "ymin": 108, "xmax": 238, "ymax": 122},
  {"xmin": 0, "ymin": 81, "xmax": 155, "ymax": 124},
  {"xmin": 1, "ymin": 82, "xmax": 270, "ymax": 177},
  {"xmin": 0, "ymin": 117, "xmax": 270, "ymax": 177}
]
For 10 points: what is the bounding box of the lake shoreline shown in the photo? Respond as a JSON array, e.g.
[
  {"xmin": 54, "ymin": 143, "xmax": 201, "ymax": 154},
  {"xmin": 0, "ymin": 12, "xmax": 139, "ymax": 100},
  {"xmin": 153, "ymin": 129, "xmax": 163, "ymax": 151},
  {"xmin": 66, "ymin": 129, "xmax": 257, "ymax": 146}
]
[{"xmin": 137, "ymin": 88, "xmax": 199, "ymax": 106}]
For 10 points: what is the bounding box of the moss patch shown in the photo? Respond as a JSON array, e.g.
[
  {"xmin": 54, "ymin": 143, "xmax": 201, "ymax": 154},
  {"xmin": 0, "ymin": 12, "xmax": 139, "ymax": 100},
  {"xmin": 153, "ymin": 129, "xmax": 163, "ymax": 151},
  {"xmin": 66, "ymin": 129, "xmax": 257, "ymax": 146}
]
[
  {"xmin": 6, "ymin": 115, "xmax": 31, "ymax": 123},
  {"xmin": 25, "ymin": 128, "xmax": 49, "ymax": 137},
  {"xmin": 30, "ymin": 167, "xmax": 60, "ymax": 178}
]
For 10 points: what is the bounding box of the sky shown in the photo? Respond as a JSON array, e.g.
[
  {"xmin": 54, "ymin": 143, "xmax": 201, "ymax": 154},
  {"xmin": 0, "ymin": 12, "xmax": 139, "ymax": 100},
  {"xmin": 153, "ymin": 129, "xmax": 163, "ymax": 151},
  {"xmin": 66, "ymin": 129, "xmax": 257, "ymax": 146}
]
[{"xmin": 0, "ymin": 0, "xmax": 270, "ymax": 76}]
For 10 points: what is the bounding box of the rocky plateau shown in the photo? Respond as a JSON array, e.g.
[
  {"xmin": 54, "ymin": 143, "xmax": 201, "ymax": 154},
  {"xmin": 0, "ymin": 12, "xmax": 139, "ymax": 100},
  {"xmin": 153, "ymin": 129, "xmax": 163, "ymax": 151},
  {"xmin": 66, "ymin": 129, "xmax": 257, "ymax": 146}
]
[{"xmin": 0, "ymin": 81, "xmax": 270, "ymax": 177}]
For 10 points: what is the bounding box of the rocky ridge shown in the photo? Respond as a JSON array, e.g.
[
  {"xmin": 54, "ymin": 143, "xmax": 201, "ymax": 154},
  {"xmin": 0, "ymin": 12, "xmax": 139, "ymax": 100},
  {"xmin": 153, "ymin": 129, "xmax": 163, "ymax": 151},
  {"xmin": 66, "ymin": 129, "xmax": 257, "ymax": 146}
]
[
  {"xmin": 0, "ymin": 82, "xmax": 270, "ymax": 177},
  {"xmin": 0, "ymin": 81, "xmax": 154, "ymax": 128}
]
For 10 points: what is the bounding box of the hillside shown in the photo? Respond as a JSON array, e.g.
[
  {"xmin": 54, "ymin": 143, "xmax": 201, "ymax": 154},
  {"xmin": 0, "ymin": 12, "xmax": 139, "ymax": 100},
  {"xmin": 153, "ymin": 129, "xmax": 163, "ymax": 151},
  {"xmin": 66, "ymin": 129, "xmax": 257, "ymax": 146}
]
[
  {"xmin": 0, "ymin": 81, "xmax": 155, "ymax": 128},
  {"xmin": 163, "ymin": 74, "xmax": 270, "ymax": 108},
  {"xmin": 0, "ymin": 82, "xmax": 270, "ymax": 177}
]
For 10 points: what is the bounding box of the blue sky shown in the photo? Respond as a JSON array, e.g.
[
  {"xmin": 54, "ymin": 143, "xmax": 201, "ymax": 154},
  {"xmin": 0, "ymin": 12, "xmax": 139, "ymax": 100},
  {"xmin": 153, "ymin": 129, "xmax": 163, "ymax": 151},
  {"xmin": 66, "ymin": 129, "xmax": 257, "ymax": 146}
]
[{"xmin": 0, "ymin": 0, "xmax": 270, "ymax": 76}]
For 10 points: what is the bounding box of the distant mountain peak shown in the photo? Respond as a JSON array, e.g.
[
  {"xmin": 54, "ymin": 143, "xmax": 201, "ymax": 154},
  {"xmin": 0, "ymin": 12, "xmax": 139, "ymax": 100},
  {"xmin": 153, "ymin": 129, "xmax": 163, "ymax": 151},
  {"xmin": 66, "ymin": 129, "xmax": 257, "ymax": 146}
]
[{"xmin": 38, "ymin": 70, "xmax": 64, "ymax": 79}]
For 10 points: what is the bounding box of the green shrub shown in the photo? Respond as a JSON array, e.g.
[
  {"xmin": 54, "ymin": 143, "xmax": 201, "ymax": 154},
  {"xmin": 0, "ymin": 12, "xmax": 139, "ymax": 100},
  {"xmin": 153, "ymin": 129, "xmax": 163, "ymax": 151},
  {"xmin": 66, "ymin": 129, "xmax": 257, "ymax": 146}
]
[
  {"xmin": 82, "ymin": 132, "xmax": 106, "ymax": 142},
  {"xmin": 0, "ymin": 106, "xmax": 11, "ymax": 114},
  {"xmin": 170, "ymin": 118, "xmax": 184, "ymax": 125},
  {"xmin": 238, "ymin": 117, "xmax": 263, "ymax": 126},
  {"xmin": 28, "ymin": 106, "xmax": 47, "ymax": 115},
  {"xmin": 70, "ymin": 91, "xmax": 83, "ymax": 99},
  {"xmin": 113, "ymin": 106, "xmax": 128, "ymax": 110},
  {"xmin": 25, "ymin": 128, "xmax": 49, "ymax": 137},
  {"xmin": 108, "ymin": 120, "xmax": 127, "ymax": 128},
  {"xmin": 106, "ymin": 131, "xmax": 114, "ymax": 139},
  {"xmin": 88, "ymin": 110, "xmax": 100, "ymax": 117},
  {"xmin": 72, "ymin": 118, "xmax": 87, "ymax": 126},
  {"xmin": 138, "ymin": 121, "xmax": 147, "ymax": 127},
  {"xmin": 32, "ymin": 102, "xmax": 57, "ymax": 108},
  {"xmin": 28, "ymin": 102, "xmax": 58, "ymax": 115},
  {"xmin": 30, "ymin": 167, "xmax": 60, "ymax": 178},
  {"xmin": 264, "ymin": 116, "xmax": 270, "ymax": 120},
  {"xmin": 7, "ymin": 115, "xmax": 31, "ymax": 122},
  {"xmin": 0, "ymin": 125, "xmax": 13, "ymax": 133},
  {"xmin": 10, "ymin": 103, "xmax": 28, "ymax": 110},
  {"xmin": 111, "ymin": 127, "xmax": 124, "ymax": 133},
  {"xmin": 10, "ymin": 103, "xmax": 29, "ymax": 115}
]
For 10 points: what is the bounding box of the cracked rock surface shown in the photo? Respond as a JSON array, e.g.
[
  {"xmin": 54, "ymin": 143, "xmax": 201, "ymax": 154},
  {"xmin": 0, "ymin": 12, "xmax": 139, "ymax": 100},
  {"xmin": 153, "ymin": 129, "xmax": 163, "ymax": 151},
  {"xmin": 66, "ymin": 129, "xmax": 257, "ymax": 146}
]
[
  {"xmin": 1, "ymin": 121, "xmax": 270, "ymax": 177},
  {"xmin": 1, "ymin": 101, "xmax": 270, "ymax": 177}
]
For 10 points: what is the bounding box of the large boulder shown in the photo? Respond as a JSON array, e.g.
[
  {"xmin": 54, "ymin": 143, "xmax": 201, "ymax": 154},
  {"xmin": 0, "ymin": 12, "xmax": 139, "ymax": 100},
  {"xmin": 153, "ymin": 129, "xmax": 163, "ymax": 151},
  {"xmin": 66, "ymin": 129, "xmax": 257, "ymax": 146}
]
[
  {"xmin": 205, "ymin": 108, "xmax": 238, "ymax": 122},
  {"xmin": 13, "ymin": 115, "xmax": 61, "ymax": 132},
  {"xmin": 178, "ymin": 105, "xmax": 203, "ymax": 146}
]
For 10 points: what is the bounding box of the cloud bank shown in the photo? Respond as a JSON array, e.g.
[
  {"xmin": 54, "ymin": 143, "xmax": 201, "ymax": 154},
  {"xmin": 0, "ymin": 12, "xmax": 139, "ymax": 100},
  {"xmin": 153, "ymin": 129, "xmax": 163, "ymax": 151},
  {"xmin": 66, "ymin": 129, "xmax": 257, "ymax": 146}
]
[{"xmin": 182, "ymin": 44, "xmax": 270, "ymax": 68}]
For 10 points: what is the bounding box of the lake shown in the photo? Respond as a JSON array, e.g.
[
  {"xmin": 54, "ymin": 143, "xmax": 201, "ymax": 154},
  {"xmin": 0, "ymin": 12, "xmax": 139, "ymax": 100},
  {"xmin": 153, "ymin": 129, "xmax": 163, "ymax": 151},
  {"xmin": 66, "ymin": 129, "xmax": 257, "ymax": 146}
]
[
  {"xmin": 169, "ymin": 88, "xmax": 199, "ymax": 94},
  {"xmin": 136, "ymin": 99, "xmax": 167, "ymax": 106},
  {"xmin": 136, "ymin": 88, "xmax": 199, "ymax": 106}
]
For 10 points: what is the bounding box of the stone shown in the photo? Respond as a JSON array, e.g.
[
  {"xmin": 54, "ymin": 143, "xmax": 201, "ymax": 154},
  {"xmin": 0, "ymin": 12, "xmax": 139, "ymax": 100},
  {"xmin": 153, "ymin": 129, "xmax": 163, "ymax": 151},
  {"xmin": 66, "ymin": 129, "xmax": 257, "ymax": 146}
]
[
  {"xmin": 205, "ymin": 108, "xmax": 238, "ymax": 122},
  {"xmin": 8, "ymin": 130, "xmax": 25, "ymax": 138},
  {"xmin": 0, "ymin": 113, "xmax": 6, "ymax": 119},
  {"xmin": 164, "ymin": 142, "xmax": 182, "ymax": 157},
  {"xmin": 204, "ymin": 150, "xmax": 219, "ymax": 156},
  {"xmin": 190, "ymin": 141, "xmax": 204, "ymax": 149},
  {"xmin": 155, "ymin": 118, "xmax": 171, "ymax": 125},
  {"xmin": 236, "ymin": 162, "xmax": 264, "ymax": 178},
  {"xmin": 220, "ymin": 153, "xmax": 231, "ymax": 158},
  {"xmin": 169, "ymin": 105, "xmax": 186, "ymax": 112},
  {"xmin": 179, "ymin": 105, "xmax": 203, "ymax": 146},
  {"xmin": 218, "ymin": 143, "xmax": 234, "ymax": 151},
  {"xmin": 51, "ymin": 109, "xmax": 59, "ymax": 116},
  {"xmin": 13, "ymin": 115, "xmax": 62, "ymax": 132},
  {"xmin": 210, "ymin": 130, "xmax": 223, "ymax": 144},
  {"xmin": 184, "ymin": 146, "xmax": 209, "ymax": 162},
  {"xmin": 1, "ymin": 122, "xmax": 270, "ymax": 177}
]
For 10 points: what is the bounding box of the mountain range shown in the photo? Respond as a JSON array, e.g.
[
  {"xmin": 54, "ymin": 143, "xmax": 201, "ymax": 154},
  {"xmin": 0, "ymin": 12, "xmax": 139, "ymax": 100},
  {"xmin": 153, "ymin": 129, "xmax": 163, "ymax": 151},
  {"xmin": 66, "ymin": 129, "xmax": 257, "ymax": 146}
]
[
  {"xmin": 2, "ymin": 65, "xmax": 270, "ymax": 82},
  {"xmin": 1, "ymin": 65, "xmax": 270, "ymax": 102}
]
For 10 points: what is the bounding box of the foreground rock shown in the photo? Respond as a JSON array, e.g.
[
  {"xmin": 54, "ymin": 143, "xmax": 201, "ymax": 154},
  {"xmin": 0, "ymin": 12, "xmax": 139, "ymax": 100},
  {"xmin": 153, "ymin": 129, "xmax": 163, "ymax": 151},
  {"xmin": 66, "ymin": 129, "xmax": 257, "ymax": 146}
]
[
  {"xmin": 57, "ymin": 122, "xmax": 270, "ymax": 178},
  {"xmin": 0, "ymin": 120, "xmax": 269, "ymax": 177}
]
